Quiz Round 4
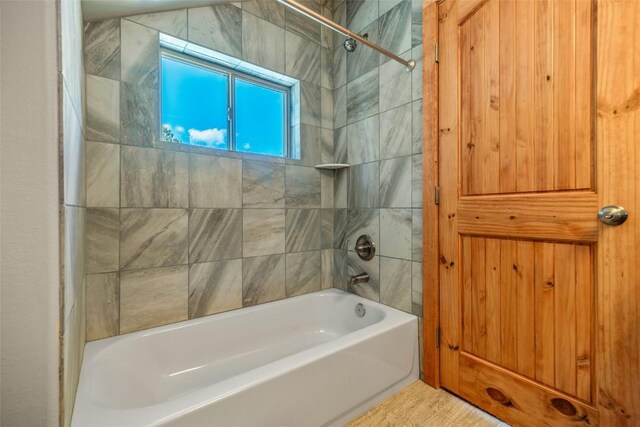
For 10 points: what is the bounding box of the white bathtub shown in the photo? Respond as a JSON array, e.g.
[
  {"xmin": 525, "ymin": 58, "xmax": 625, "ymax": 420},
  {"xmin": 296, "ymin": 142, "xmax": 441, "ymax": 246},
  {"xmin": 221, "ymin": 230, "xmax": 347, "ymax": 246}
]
[{"xmin": 72, "ymin": 289, "xmax": 419, "ymax": 427}]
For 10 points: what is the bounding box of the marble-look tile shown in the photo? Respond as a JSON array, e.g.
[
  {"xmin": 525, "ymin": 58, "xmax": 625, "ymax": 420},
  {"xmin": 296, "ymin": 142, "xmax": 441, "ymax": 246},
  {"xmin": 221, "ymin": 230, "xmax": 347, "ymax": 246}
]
[
  {"xmin": 121, "ymin": 146, "xmax": 189, "ymax": 208},
  {"xmin": 285, "ymin": 31, "xmax": 321, "ymax": 84},
  {"xmin": 333, "ymin": 0, "xmax": 347, "ymax": 29},
  {"xmin": 320, "ymin": 169, "xmax": 334, "ymax": 209},
  {"xmin": 380, "ymin": 0, "xmax": 403, "ymax": 17},
  {"xmin": 60, "ymin": 0, "xmax": 83, "ymax": 103},
  {"xmin": 286, "ymin": 209, "xmax": 321, "ymax": 252},
  {"xmin": 321, "ymin": 7, "xmax": 334, "ymax": 49},
  {"xmin": 346, "ymin": 0, "xmax": 378, "ymax": 33},
  {"xmin": 243, "ymin": 0, "xmax": 285, "ymax": 27},
  {"xmin": 121, "ymin": 20, "xmax": 158, "ymax": 88},
  {"xmin": 120, "ymin": 265, "xmax": 188, "ymax": 333},
  {"xmin": 411, "ymin": 44, "xmax": 423, "ymax": 101},
  {"xmin": 63, "ymin": 284, "xmax": 84, "ymax": 425},
  {"xmin": 120, "ymin": 208, "xmax": 188, "ymax": 270},
  {"xmin": 346, "ymin": 20, "xmax": 379, "ymax": 83},
  {"xmin": 84, "ymin": 19, "xmax": 120, "ymax": 80},
  {"xmin": 86, "ymin": 273, "xmax": 119, "ymax": 341},
  {"xmin": 127, "ymin": 10, "xmax": 187, "ymax": 38},
  {"xmin": 86, "ymin": 208, "xmax": 119, "ymax": 274},
  {"xmin": 86, "ymin": 75, "xmax": 119, "ymax": 143},
  {"xmin": 286, "ymin": 251, "xmax": 322, "ymax": 297},
  {"xmin": 321, "ymin": 249, "xmax": 334, "ymax": 289},
  {"xmin": 412, "ymin": 261, "xmax": 423, "ymax": 316},
  {"xmin": 348, "ymin": 115, "xmax": 379, "ymax": 164},
  {"xmin": 347, "ymin": 208, "xmax": 379, "ymax": 252},
  {"xmin": 62, "ymin": 86, "xmax": 85, "ymax": 207},
  {"xmin": 411, "ymin": 0, "xmax": 423, "ymax": 48},
  {"xmin": 243, "ymin": 160, "xmax": 285, "ymax": 208},
  {"xmin": 347, "ymin": 252, "xmax": 380, "ymax": 301},
  {"xmin": 189, "ymin": 260, "xmax": 242, "ymax": 318},
  {"xmin": 412, "ymin": 154, "xmax": 422, "ymax": 207},
  {"xmin": 347, "ymin": 68, "xmax": 379, "ymax": 124},
  {"xmin": 301, "ymin": 82, "xmax": 321, "ymax": 126},
  {"xmin": 290, "ymin": 124, "xmax": 302, "ymax": 160},
  {"xmin": 188, "ymin": 5, "xmax": 242, "ymax": 58},
  {"xmin": 291, "ymin": 84, "xmax": 301, "ymax": 127},
  {"xmin": 321, "ymin": 87, "xmax": 334, "ymax": 129},
  {"xmin": 412, "ymin": 99, "xmax": 422, "ymax": 154},
  {"xmin": 189, "ymin": 154, "xmax": 242, "ymax": 208},
  {"xmin": 87, "ymin": 141, "xmax": 119, "ymax": 208},
  {"xmin": 333, "ymin": 84, "xmax": 347, "ymax": 129},
  {"xmin": 333, "ymin": 46, "xmax": 346, "ymax": 89},
  {"xmin": 378, "ymin": 0, "xmax": 411, "ymax": 61},
  {"xmin": 334, "ymin": 249, "xmax": 348, "ymax": 291},
  {"xmin": 296, "ymin": 125, "xmax": 322, "ymax": 167},
  {"xmin": 380, "ymin": 103, "xmax": 412, "ymax": 159},
  {"xmin": 243, "ymin": 209, "xmax": 286, "ymax": 257},
  {"xmin": 334, "ymin": 209, "xmax": 348, "ymax": 249},
  {"xmin": 380, "ymin": 256, "xmax": 412, "ymax": 312},
  {"xmin": 285, "ymin": 0, "xmax": 321, "ymax": 43},
  {"xmin": 242, "ymin": 12, "xmax": 285, "ymax": 73},
  {"xmin": 321, "ymin": 209, "xmax": 334, "ymax": 248},
  {"xmin": 380, "ymin": 156, "xmax": 412, "ymax": 207},
  {"xmin": 321, "ymin": 48, "xmax": 334, "ymax": 90},
  {"xmin": 285, "ymin": 165, "xmax": 321, "ymax": 208},
  {"xmin": 189, "ymin": 209, "xmax": 242, "ymax": 263},
  {"xmin": 335, "ymin": 168, "xmax": 348, "ymax": 208},
  {"xmin": 63, "ymin": 206, "xmax": 86, "ymax": 321},
  {"xmin": 348, "ymin": 162, "xmax": 379, "ymax": 208},
  {"xmin": 321, "ymin": 128, "xmax": 334, "ymax": 164},
  {"xmin": 120, "ymin": 82, "xmax": 158, "ymax": 147},
  {"xmin": 334, "ymin": 126, "xmax": 347, "ymax": 163},
  {"xmin": 380, "ymin": 208, "xmax": 412, "ymax": 260},
  {"xmin": 412, "ymin": 209, "xmax": 422, "ymax": 261},
  {"xmin": 242, "ymin": 254, "xmax": 286, "ymax": 306},
  {"xmin": 379, "ymin": 56, "xmax": 412, "ymax": 112}
]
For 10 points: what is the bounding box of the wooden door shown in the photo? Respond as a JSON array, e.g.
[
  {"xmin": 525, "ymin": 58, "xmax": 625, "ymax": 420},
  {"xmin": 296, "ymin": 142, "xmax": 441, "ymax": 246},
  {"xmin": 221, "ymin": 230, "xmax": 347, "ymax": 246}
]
[{"xmin": 436, "ymin": 0, "xmax": 640, "ymax": 425}]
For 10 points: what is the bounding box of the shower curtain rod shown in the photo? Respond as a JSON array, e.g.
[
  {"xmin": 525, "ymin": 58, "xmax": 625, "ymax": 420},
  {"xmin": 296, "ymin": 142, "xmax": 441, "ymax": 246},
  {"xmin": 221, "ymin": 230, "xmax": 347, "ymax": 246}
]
[{"xmin": 275, "ymin": 0, "xmax": 416, "ymax": 71}]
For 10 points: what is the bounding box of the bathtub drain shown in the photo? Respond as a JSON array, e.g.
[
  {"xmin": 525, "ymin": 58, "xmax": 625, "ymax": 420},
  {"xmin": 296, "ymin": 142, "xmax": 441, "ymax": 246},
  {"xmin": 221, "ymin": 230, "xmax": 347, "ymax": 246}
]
[{"xmin": 355, "ymin": 303, "xmax": 366, "ymax": 317}]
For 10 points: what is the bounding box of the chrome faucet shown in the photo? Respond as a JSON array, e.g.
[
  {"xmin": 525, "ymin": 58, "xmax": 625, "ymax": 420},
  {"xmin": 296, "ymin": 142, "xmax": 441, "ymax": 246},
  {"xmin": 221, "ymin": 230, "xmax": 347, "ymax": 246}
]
[{"xmin": 349, "ymin": 272, "xmax": 369, "ymax": 286}]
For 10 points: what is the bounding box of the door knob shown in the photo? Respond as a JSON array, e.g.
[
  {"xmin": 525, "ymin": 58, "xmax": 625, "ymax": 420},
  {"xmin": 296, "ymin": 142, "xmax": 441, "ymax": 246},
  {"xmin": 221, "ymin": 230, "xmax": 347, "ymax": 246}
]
[{"xmin": 598, "ymin": 205, "xmax": 628, "ymax": 226}]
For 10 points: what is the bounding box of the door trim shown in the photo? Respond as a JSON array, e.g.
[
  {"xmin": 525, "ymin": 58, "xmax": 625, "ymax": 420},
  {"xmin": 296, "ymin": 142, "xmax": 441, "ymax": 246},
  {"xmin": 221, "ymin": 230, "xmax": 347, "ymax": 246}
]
[{"xmin": 421, "ymin": 0, "xmax": 441, "ymax": 388}]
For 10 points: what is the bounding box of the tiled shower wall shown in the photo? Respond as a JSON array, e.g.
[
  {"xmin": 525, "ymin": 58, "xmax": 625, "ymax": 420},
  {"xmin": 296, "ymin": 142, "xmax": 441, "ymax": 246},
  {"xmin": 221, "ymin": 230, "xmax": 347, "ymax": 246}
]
[
  {"xmin": 60, "ymin": 0, "xmax": 87, "ymax": 424},
  {"xmin": 83, "ymin": 1, "xmax": 336, "ymax": 340},
  {"xmin": 331, "ymin": 0, "xmax": 424, "ymax": 362}
]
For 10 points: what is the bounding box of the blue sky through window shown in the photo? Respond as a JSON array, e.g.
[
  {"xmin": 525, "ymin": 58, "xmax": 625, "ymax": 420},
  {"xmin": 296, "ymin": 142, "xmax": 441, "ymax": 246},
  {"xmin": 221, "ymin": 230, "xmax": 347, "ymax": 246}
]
[
  {"xmin": 234, "ymin": 78, "xmax": 285, "ymax": 157},
  {"xmin": 161, "ymin": 56, "xmax": 229, "ymax": 149},
  {"xmin": 161, "ymin": 54, "xmax": 288, "ymax": 157}
]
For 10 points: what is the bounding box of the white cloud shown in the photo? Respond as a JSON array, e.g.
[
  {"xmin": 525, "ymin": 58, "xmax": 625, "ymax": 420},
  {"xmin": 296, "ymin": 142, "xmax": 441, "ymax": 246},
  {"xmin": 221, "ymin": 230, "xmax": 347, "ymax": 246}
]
[
  {"xmin": 188, "ymin": 128, "xmax": 227, "ymax": 148},
  {"xmin": 175, "ymin": 125, "xmax": 185, "ymax": 134},
  {"xmin": 243, "ymin": 142, "xmax": 251, "ymax": 150}
]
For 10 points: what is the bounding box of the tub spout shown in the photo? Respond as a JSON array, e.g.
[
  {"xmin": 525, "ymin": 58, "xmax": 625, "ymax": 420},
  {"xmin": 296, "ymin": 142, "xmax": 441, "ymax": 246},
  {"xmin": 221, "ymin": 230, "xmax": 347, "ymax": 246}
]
[{"xmin": 349, "ymin": 272, "xmax": 369, "ymax": 285}]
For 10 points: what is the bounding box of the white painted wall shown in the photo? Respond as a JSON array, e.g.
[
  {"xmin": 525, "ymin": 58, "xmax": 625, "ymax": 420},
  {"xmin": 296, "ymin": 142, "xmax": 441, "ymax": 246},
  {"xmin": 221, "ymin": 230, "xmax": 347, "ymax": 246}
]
[{"xmin": 0, "ymin": 1, "xmax": 61, "ymax": 425}]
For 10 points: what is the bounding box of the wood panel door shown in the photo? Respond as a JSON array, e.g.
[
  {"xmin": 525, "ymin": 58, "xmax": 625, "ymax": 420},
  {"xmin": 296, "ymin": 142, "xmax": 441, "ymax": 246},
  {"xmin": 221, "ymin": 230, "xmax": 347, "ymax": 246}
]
[{"xmin": 436, "ymin": 0, "xmax": 639, "ymax": 425}]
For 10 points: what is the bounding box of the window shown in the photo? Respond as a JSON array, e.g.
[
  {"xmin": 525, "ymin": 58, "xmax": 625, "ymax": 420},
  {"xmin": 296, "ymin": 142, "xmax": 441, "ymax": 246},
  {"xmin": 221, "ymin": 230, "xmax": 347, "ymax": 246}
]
[{"xmin": 161, "ymin": 52, "xmax": 290, "ymax": 157}]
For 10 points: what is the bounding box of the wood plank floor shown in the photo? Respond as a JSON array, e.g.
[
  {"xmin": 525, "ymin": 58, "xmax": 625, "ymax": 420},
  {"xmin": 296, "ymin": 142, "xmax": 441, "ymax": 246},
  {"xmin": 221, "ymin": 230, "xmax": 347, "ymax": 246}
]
[{"xmin": 347, "ymin": 381, "xmax": 510, "ymax": 427}]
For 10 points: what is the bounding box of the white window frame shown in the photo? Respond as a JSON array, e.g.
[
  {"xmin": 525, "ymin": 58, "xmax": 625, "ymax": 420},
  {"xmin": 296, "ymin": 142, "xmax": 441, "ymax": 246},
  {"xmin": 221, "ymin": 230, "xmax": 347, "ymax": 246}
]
[{"xmin": 160, "ymin": 49, "xmax": 291, "ymax": 158}]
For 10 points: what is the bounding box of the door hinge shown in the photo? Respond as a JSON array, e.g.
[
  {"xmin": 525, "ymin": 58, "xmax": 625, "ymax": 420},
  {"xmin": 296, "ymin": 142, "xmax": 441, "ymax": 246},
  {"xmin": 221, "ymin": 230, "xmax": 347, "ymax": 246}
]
[
  {"xmin": 434, "ymin": 43, "xmax": 439, "ymax": 63},
  {"xmin": 434, "ymin": 186, "xmax": 440, "ymax": 205},
  {"xmin": 436, "ymin": 327, "xmax": 441, "ymax": 348}
]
